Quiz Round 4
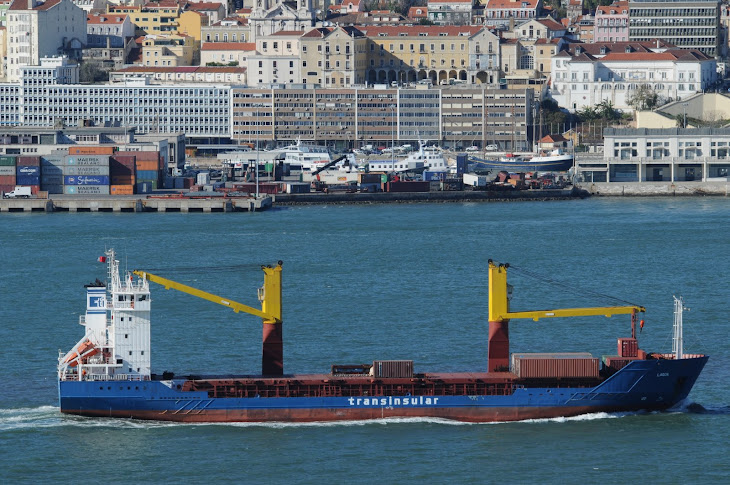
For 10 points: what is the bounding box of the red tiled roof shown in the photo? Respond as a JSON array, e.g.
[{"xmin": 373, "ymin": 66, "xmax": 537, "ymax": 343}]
[
  {"xmin": 596, "ymin": 2, "xmax": 628, "ymax": 15},
  {"xmin": 357, "ymin": 25, "xmax": 483, "ymax": 37},
  {"xmin": 537, "ymin": 18, "xmax": 565, "ymax": 31},
  {"xmin": 187, "ymin": 2, "xmax": 222, "ymax": 11},
  {"xmin": 408, "ymin": 6, "xmax": 428, "ymax": 18},
  {"xmin": 117, "ymin": 66, "xmax": 245, "ymax": 73},
  {"xmin": 486, "ymin": 0, "xmax": 539, "ymax": 8},
  {"xmin": 87, "ymin": 13, "xmax": 128, "ymax": 24},
  {"xmin": 201, "ymin": 42, "xmax": 256, "ymax": 51},
  {"xmin": 9, "ymin": 0, "xmax": 62, "ymax": 11}
]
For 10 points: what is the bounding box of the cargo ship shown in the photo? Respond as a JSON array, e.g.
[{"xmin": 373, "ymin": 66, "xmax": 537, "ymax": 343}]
[{"xmin": 58, "ymin": 250, "xmax": 708, "ymax": 423}]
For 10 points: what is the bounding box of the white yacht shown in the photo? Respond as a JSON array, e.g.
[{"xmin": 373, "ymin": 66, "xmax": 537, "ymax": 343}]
[{"xmin": 367, "ymin": 141, "xmax": 448, "ymax": 173}]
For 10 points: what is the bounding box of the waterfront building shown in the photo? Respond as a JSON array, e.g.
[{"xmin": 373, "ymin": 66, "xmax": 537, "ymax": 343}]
[
  {"xmin": 6, "ymin": 0, "xmax": 87, "ymax": 83},
  {"xmin": 549, "ymin": 42, "xmax": 717, "ymax": 112},
  {"xmin": 576, "ymin": 127, "xmax": 730, "ymax": 182},
  {"xmin": 628, "ymin": 0, "xmax": 721, "ymax": 58},
  {"xmin": 229, "ymin": 85, "xmax": 533, "ymax": 152},
  {"xmin": 593, "ymin": 2, "xmax": 628, "ymax": 43}
]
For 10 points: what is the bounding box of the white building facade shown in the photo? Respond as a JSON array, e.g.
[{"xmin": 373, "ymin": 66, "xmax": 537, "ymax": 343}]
[
  {"xmin": 6, "ymin": 0, "xmax": 86, "ymax": 82},
  {"xmin": 550, "ymin": 44, "xmax": 718, "ymax": 112}
]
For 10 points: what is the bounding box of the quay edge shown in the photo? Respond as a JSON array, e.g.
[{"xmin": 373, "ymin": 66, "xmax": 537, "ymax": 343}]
[{"xmin": 579, "ymin": 182, "xmax": 730, "ymax": 197}]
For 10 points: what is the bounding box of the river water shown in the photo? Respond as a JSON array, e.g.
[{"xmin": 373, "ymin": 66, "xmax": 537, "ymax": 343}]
[{"xmin": 1, "ymin": 198, "xmax": 728, "ymax": 483}]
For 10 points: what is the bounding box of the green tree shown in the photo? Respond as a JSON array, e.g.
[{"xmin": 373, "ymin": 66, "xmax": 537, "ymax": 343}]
[
  {"xmin": 626, "ymin": 85, "xmax": 659, "ymax": 111},
  {"xmin": 79, "ymin": 61, "xmax": 109, "ymax": 83}
]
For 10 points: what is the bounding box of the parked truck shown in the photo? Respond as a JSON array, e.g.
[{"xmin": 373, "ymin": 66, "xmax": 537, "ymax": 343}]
[{"xmin": 2, "ymin": 186, "xmax": 32, "ymax": 198}]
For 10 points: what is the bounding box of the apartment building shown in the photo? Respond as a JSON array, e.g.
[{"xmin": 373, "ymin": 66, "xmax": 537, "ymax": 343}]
[
  {"xmin": 593, "ymin": 2, "xmax": 628, "ymax": 43},
  {"xmin": 300, "ymin": 26, "xmax": 368, "ymax": 87},
  {"xmin": 142, "ymin": 34, "xmax": 196, "ymax": 67},
  {"xmin": 109, "ymin": 1, "xmax": 183, "ymax": 36},
  {"xmin": 202, "ymin": 16, "xmax": 250, "ymax": 43},
  {"xmin": 6, "ymin": 0, "xmax": 86, "ymax": 82},
  {"xmin": 427, "ymin": 0, "xmax": 473, "ymax": 26},
  {"xmin": 628, "ymin": 0, "xmax": 721, "ymax": 58},
  {"xmin": 86, "ymin": 13, "xmax": 134, "ymax": 48},
  {"xmin": 484, "ymin": 0, "xmax": 542, "ymax": 28}
]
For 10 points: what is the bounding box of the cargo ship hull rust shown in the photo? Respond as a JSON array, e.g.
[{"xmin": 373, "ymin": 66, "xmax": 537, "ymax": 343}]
[{"xmin": 57, "ymin": 252, "xmax": 708, "ymax": 423}]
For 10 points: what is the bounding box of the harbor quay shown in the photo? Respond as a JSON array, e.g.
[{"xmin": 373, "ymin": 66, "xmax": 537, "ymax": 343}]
[{"xmin": 0, "ymin": 195, "xmax": 272, "ymax": 213}]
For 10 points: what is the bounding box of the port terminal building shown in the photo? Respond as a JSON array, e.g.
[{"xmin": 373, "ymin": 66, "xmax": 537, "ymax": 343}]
[{"xmin": 576, "ymin": 127, "xmax": 730, "ymax": 183}]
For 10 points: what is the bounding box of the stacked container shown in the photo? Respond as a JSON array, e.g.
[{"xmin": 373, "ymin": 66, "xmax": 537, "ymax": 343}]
[
  {"xmin": 62, "ymin": 155, "xmax": 110, "ymax": 195},
  {"xmin": 117, "ymin": 151, "xmax": 161, "ymax": 194},
  {"xmin": 41, "ymin": 154, "xmax": 66, "ymax": 194},
  {"xmin": 110, "ymin": 154, "xmax": 136, "ymax": 195},
  {"xmin": 16, "ymin": 156, "xmax": 41, "ymax": 194},
  {"xmin": 0, "ymin": 155, "xmax": 17, "ymax": 193}
]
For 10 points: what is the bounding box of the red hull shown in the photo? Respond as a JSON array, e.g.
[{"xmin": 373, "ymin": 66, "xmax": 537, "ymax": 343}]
[{"xmin": 61, "ymin": 405, "xmax": 619, "ymax": 423}]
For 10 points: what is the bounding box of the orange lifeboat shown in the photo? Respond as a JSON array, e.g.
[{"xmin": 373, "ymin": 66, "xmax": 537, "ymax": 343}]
[{"xmin": 63, "ymin": 339, "xmax": 99, "ymax": 367}]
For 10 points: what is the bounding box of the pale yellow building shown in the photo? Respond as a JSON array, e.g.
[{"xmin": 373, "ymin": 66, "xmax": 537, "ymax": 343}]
[
  {"xmin": 300, "ymin": 27, "xmax": 369, "ymax": 87},
  {"xmin": 178, "ymin": 10, "xmax": 209, "ymax": 43},
  {"xmin": 358, "ymin": 25, "xmax": 482, "ymax": 85},
  {"xmin": 110, "ymin": 1, "xmax": 183, "ymax": 36},
  {"xmin": 142, "ymin": 34, "xmax": 195, "ymax": 67}
]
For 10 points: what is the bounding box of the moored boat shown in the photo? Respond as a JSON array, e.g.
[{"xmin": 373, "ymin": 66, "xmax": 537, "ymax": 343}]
[{"xmin": 469, "ymin": 149, "xmax": 574, "ymax": 173}]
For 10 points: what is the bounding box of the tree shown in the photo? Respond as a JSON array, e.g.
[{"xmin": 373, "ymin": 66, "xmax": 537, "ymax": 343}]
[
  {"xmin": 79, "ymin": 61, "xmax": 109, "ymax": 83},
  {"xmin": 627, "ymin": 84, "xmax": 659, "ymax": 111}
]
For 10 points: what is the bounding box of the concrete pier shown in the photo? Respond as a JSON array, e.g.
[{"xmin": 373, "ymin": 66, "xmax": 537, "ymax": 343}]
[
  {"xmin": 0, "ymin": 196, "xmax": 272, "ymax": 213},
  {"xmin": 580, "ymin": 181, "xmax": 730, "ymax": 196}
]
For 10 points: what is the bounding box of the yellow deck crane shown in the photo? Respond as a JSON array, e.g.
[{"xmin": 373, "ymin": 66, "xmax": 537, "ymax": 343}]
[
  {"xmin": 487, "ymin": 260, "xmax": 645, "ymax": 372},
  {"xmin": 132, "ymin": 262, "xmax": 285, "ymax": 376}
]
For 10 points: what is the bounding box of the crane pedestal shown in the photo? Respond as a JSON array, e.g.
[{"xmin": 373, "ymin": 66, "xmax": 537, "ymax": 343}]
[
  {"xmin": 488, "ymin": 320, "xmax": 509, "ymax": 372},
  {"xmin": 262, "ymin": 322, "xmax": 283, "ymax": 376}
]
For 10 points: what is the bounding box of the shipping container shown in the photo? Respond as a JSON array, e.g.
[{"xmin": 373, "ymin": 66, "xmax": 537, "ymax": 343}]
[
  {"xmin": 386, "ymin": 181, "xmax": 430, "ymax": 193},
  {"xmin": 136, "ymin": 182, "xmax": 153, "ymax": 194},
  {"xmin": 43, "ymin": 184, "xmax": 64, "ymax": 194},
  {"xmin": 455, "ymin": 155, "xmax": 468, "ymax": 174},
  {"xmin": 68, "ymin": 146, "xmax": 116, "ymax": 155},
  {"xmin": 183, "ymin": 177, "xmax": 195, "ymax": 189},
  {"xmin": 65, "ymin": 155, "xmax": 109, "ymax": 166},
  {"xmin": 358, "ymin": 173, "xmax": 383, "ymax": 184},
  {"xmin": 41, "ymin": 156, "xmax": 65, "ymax": 166},
  {"xmin": 42, "ymin": 165, "xmax": 63, "ymax": 176},
  {"xmin": 16, "ymin": 165, "xmax": 41, "ymax": 176},
  {"xmin": 231, "ymin": 183, "xmax": 278, "ymax": 194},
  {"xmin": 512, "ymin": 353, "xmax": 599, "ymax": 379},
  {"xmin": 423, "ymin": 171, "xmax": 447, "ymax": 182},
  {"xmin": 372, "ymin": 360, "xmax": 414, "ymax": 378},
  {"xmin": 119, "ymin": 151, "xmax": 158, "ymax": 162},
  {"xmin": 41, "ymin": 174, "xmax": 64, "ymax": 186},
  {"xmin": 64, "ymin": 185, "xmax": 110, "ymax": 195},
  {"xmin": 618, "ymin": 338, "xmax": 638, "ymax": 358},
  {"xmin": 137, "ymin": 170, "xmax": 159, "ymax": 181},
  {"xmin": 285, "ymin": 182, "xmax": 311, "ymax": 194},
  {"xmin": 0, "ymin": 155, "xmax": 17, "ymax": 166},
  {"xmin": 173, "ymin": 177, "xmax": 185, "ymax": 189},
  {"xmin": 16, "ymin": 175, "xmax": 41, "ymax": 186},
  {"xmin": 28, "ymin": 185, "xmax": 41, "ymax": 195},
  {"xmin": 18, "ymin": 156, "xmax": 41, "ymax": 166},
  {"xmin": 135, "ymin": 161, "xmax": 158, "ymax": 172},
  {"xmin": 109, "ymin": 163, "xmax": 134, "ymax": 176},
  {"xmin": 196, "ymin": 172, "xmax": 211, "ymax": 185},
  {"xmin": 463, "ymin": 173, "xmax": 488, "ymax": 187},
  {"xmin": 64, "ymin": 175, "xmax": 110, "ymax": 186},
  {"xmin": 110, "ymin": 184, "xmax": 134, "ymax": 195},
  {"xmin": 0, "ymin": 175, "xmax": 17, "ymax": 185},
  {"xmin": 0, "ymin": 184, "xmax": 16, "ymax": 194},
  {"xmin": 111, "ymin": 175, "xmax": 135, "ymax": 185},
  {"xmin": 0, "ymin": 166, "xmax": 15, "ymax": 176},
  {"xmin": 441, "ymin": 179, "xmax": 463, "ymax": 191},
  {"xmin": 603, "ymin": 356, "xmax": 634, "ymax": 374},
  {"xmin": 63, "ymin": 165, "xmax": 110, "ymax": 176}
]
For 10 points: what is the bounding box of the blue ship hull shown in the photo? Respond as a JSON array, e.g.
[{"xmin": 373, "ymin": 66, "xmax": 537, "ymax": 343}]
[
  {"xmin": 58, "ymin": 356, "xmax": 708, "ymax": 423},
  {"xmin": 469, "ymin": 155, "xmax": 574, "ymax": 173}
]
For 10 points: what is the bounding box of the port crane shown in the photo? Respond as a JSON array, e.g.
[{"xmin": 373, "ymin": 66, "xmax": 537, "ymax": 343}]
[
  {"xmin": 487, "ymin": 260, "xmax": 645, "ymax": 372},
  {"xmin": 132, "ymin": 263, "xmax": 285, "ymax": 376}
]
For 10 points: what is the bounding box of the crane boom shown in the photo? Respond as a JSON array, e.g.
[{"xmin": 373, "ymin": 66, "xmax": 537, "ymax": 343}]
[
  {"xmin": 132, "ymin": 269, "xmax": 280, "ymax": 323},
  {"xmin": 486, "ymin": 259, "xmax": 645, "ymax": 372}
]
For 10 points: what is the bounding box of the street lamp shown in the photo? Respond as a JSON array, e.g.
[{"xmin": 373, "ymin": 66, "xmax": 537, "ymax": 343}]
[{"xmin": 682, "ymin": 103, "xmax": 688, "ymax": 128}]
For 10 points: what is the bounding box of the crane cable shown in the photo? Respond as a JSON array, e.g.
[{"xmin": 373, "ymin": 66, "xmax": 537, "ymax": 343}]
[{"xmin": 507, "ymin": 264, "xmax": 642, "ymax": 309}]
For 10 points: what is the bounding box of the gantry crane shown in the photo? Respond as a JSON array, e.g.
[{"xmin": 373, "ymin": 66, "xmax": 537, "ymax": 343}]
[
  {"xmin": 487, "ymin": 260, "xmax": 645, "ymax": 372},
  {"xmin": 132, "ymin": 262, "xmax": 285, "ymax": 376}
]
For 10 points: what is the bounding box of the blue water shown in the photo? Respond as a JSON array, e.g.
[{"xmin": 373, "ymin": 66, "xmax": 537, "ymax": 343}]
[{"xmin": 1, "ymin": 198, "xmax": 729, "ymax": 482}]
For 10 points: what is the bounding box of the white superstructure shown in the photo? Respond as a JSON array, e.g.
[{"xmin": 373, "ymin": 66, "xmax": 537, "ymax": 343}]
[{"xmin": 58, "ymin": 248, "xmax": 151, "ymax": 382}]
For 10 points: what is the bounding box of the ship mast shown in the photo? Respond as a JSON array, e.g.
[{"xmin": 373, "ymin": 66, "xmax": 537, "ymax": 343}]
[{"xmin": 673, "ymin": 296, "xmax": 684, "ymax": 360}]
